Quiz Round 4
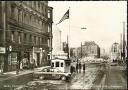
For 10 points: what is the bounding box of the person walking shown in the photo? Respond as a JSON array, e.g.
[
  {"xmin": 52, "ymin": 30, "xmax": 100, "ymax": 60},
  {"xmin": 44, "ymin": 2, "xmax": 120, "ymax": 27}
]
[
  {"xmin": 79, "ymin": 62, "xmax": 81, "ymax": 73},
  {"xmin": 0, "ymin": 62, "xmax": 4, "ymax": 74},
  {"xmin": 83, "ymin": 63, "xmax": 85, "ymax": 73},
  {"xmin": 76, "ymin": 63, "xmax": 78, "ymax": 73},
  {"xmin": 70, "ymin": 65, "xmax": 74, "ymax": 74}
]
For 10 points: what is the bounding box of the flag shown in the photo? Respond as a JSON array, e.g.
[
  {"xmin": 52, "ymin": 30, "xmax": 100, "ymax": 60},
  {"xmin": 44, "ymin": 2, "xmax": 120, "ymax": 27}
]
[{"xmin": 57, "ymin": 9, "xmax": 69, "ymax": 25}]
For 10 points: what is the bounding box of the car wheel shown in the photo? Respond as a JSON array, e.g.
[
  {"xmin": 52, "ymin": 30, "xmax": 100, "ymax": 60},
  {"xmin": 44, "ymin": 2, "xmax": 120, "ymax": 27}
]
[{"xmin": 61, "ymin": 76, "xmax": 66, "ymax": 81}]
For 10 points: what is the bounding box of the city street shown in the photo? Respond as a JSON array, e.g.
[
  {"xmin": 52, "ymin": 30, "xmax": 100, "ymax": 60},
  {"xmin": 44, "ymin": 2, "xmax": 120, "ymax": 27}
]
[
  {"xmin": 17, "ymin": 63, "xmax": 102, "ymax": 90},
  {"xmin": 104, "ymin": 64, "xmax": 127, "ymax": 89},
  {"xmin": 0, "ymin": 1, "xmax": 127, "ymax": 90}
]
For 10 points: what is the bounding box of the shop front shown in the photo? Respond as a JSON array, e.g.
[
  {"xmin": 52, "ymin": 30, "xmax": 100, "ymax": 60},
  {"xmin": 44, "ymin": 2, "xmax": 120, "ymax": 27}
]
[
  {"xmin": 33, "ymin": 47, "xmax": 42, "ymax": 67},
  {"xmin": 0, "ymin": 47, "xmax": 6, "ymax": 73}
]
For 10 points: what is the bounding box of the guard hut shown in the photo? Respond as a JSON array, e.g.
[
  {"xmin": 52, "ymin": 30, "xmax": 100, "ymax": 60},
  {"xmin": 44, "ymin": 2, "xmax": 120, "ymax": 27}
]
[
  {"xmin": 51, "ymin": 51, "xmax": 71, "ymax": 73},
  {"xmin": 50, "ymin": 57, "xmax": 71, "ymax": 73}
]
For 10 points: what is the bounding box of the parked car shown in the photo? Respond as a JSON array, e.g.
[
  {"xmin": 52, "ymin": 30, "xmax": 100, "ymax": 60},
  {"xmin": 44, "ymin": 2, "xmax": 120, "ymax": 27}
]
[{"xmin": 33, "ymin": 67, "xmax": 71, "ymax": 81}]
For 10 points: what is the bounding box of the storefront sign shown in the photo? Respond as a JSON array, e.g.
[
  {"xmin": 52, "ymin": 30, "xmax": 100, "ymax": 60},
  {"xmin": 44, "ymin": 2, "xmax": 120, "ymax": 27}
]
[{"xmin": 0, "ymin": 47, "xmax": 6, "ymax": 53}]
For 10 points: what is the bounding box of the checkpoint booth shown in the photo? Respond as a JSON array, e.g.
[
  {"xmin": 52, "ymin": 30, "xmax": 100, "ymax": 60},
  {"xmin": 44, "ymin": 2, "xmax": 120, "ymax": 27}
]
[{"xmin": 51, "ymin": 51, "xmax": 71, "ymax": 73}]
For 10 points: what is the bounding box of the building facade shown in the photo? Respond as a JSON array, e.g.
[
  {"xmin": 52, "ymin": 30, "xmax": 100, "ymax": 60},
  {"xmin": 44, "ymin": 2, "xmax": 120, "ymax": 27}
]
[
  {"xmin": 0, "ymin": 1, "xmax": 53, "ymax": 72},
  {"xmin": 72, "ymin": 41, "xmax": 100, "ymax": 58},
  {"xmin": 52, "ymin": 24, "xmax": 62, "ymax": 53},
  {"xmin": 82, "ymin": 41, "xmax": 100, "ymax": 58},
  {"xmin": 110, "ymin": 42, "xmax": 120, "ymax": 62}
]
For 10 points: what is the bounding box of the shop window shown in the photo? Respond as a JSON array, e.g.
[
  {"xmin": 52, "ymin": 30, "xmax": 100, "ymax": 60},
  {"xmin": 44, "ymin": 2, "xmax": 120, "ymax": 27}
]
[
  {"xmin": 56, "ymin": 62, "xmax": 59, "ymax": 67},
  {"xmin": 11, "ymin": 52, "xmax": 17, "ymax": 65}
]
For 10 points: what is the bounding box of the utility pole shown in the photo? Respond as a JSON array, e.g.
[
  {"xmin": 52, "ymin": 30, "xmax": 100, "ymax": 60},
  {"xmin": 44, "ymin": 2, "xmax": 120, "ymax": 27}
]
[
  {"xmin": 122, "ymin": 22, "xmax": 126, "ymax": 65},
  {"xmin": 81, "ymin": 42, "xmax": 82, "ymax": 59}
]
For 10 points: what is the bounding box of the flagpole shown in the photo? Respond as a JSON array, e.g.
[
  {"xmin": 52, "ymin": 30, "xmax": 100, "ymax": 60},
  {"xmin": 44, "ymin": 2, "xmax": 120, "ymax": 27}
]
[{"xmin": 68, "ymin": 7, "xmax": 70, "ymax": 59}]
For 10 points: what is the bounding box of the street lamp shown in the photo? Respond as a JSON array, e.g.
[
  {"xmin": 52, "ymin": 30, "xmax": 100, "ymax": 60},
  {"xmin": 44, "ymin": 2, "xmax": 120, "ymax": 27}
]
[{"xmin": 80, "ymin": 27, "xmax": 87, "ymax": 59}]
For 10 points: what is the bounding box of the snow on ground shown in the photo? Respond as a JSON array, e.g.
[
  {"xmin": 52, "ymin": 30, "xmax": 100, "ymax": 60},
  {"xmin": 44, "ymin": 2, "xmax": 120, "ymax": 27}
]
[{"xmin": 69, "ymin": 67, "xmax": 99, "ymax": 89}]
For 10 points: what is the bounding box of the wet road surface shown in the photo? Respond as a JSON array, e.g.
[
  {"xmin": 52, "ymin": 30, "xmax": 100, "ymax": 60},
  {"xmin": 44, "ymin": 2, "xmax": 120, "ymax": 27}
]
[{"xmin": 23, "ymin": 63, "xmax": 101, "ymax": 90}]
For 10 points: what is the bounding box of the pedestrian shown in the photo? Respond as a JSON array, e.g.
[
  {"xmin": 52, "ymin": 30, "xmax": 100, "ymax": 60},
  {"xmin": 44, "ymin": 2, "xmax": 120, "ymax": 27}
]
[
  {"xmin": 70, "ymin": 66, "xmax": 73, "ymax": 74},
  {"xmin": 0, "ymin": 62, "xmax": 4, "ymax": 74},
  {"xmin": 79, "ymin": 62, "xmax": 81, "ymax": 73},
  {"xmin": 32, "ymin": 59, "xmax": 35, "ymax": 69},
  {"xmin": 20, "ymin": 60, "xmax": 23, "ymax": 71},
  {"xmin": 76, "ymin": 63, "xmax": 78, "ymax": 73},
  {"xmin": 16, "ymin": 61, "xmax": 19, "ymax": 75},
  {"xmin": 83, "ymin": 63, "xmax": 85, "ymax": 73}
]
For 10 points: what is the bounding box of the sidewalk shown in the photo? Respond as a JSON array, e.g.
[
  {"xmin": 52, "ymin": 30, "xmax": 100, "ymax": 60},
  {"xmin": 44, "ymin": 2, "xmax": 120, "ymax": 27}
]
[{"xmin": 0, "ymin": 66, "xmax": 50, "ymax": 82}]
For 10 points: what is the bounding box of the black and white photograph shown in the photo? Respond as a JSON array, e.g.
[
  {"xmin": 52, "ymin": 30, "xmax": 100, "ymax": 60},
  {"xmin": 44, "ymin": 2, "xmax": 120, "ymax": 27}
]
[{"xmin": 0, "ymin": 1, "xmax": 127, "ymax": 90}]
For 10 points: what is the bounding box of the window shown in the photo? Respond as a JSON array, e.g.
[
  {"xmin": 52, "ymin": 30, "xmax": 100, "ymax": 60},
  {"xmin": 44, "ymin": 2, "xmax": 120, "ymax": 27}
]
[
  {"xmin": 48, "ymin": 10, "xmax": 50, "ymax": 18},
  {"xmin": 34, "ymin": 36, "xmax": 36, "ymax": 44},
  {"xmin": 38, "ymin": 2, "xmax": 40, "ymax": 10},
  {"xmin": 18, "ymin": 32, "xmax": 21, "ymax": 43},
  {"xmin": 51, "ymin": 62, "xmax": 54, "ymax": 67},
  {"xmin": 24, "ymin": 33, "xmax": 27, "ymax": 42},
  {"xmin": 61, "ymin": 62, "xmax": 63, "ymax": 67},
  {"xmin": 48, "ymin": 25, "xmax": 50, "ymax": 32},
  {"xmin": 42, "ymin": 6, "xmax": 44, "ymax": 15},
  {"xmin": 11, "ymin": 5, "xmax": 15, "ymax": 18},
  {"xmin": 18, "ymin": 10, "xmax": 20, "ymax": 22},
  {"xmin": 24, "ymin": 13, "xmax": 26, "ymax": 23},
  {"xmin": 38, "ymin": 37, "xmax": 40, "ymax": 45},
  {"xmin": 11, "ymin": 31, "xmax": 14, "ymax": 42},
  {"xmin": 48, "ymin": 39, "xmax": 50, "ymax": 47},
  {"xmin": 114, "ymin": 47, "xmax": 117, "ymax": 53},
  {"xmin": 56, "ymin": 62, "xmax": 59, "ymax": 67},
  {"xmin": 11, "ymin": 52, "xmax": 17, "ymax": 64}
]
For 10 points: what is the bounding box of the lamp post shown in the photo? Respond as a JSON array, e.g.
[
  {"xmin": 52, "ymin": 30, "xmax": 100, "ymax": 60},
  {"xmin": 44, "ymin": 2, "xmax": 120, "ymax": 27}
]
[
  {"xmin": 80, "ymin": 27, "xmax": 87, "ymax": 59},
  {"xmin": 81, "ymin": 42, "xmax": 82, "ymax": 59}
]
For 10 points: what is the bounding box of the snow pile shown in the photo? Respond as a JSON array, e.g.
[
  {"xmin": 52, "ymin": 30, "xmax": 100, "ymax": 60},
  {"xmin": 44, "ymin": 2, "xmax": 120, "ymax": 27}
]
[{"xmin": 70, "ymin": 67, "xmax": 98, "ymax": 89}]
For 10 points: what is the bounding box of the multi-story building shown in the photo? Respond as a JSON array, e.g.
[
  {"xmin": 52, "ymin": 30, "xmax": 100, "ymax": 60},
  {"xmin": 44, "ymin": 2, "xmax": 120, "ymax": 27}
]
[
  {"xmin": 82, "ymin": 41, "xmax": 100, "ymax": 58},
  {"xmin": 110, "ymin": 42, "xmax": 120, "ymax": 62},
  {"xmin": 71, "ymin": 41, "xmax": 100, "ymax": 58},
  {"xmin": 52, "ymin": 24, "xmax": 62, "ymax": 53},
  {"xmin": 0, "ymin": 1, "xmax": 53, "ymax": 72}
]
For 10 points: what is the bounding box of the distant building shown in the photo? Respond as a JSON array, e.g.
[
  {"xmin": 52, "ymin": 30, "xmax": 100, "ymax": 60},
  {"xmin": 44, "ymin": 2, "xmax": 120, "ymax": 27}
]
[
  {"xmin": 71, "ymin": 41, "xmax": 100, "ymax": 58},
  {"xmin": 62, "ymin": 42, "xmax": 68, "ymax": 53},
  {"xmin": 110, "ymin": 42, "xmax": 120, "ymax": 62},
  {"xmin": 52, "ymin": 24, "xmax": 62, "ymax": 53},
  {"xmin": 82, "ymin": 41, "xmax": 100, "ymax": 58},
  {"xmin": 100, "ymin": 48, "xmax": 105, "ymax": 57}
]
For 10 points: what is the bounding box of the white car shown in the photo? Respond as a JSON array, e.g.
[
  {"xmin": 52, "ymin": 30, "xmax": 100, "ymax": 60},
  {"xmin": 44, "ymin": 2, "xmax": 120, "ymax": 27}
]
[{"xmin": 33, "ymin": 67, "xmax": 71, "ymax": 81}]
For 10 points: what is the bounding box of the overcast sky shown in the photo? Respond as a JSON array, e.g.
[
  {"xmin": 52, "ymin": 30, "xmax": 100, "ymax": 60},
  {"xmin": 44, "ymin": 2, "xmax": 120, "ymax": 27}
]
[{"xmin": 49, "ymin": 1, "xmax": 127, "ymax": 53}]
